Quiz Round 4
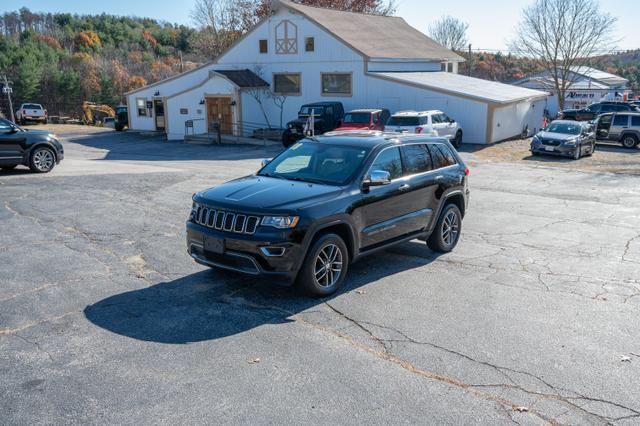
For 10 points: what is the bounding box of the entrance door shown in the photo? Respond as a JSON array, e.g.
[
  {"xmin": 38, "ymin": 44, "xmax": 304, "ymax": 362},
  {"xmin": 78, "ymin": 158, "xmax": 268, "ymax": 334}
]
[
  {"xmin": 154, "ymin": 100, "xmax": 165, "ymax": 131},
  {"xmin": 206, "ymin": 97, "xmax": 233, "ymax": 134}
]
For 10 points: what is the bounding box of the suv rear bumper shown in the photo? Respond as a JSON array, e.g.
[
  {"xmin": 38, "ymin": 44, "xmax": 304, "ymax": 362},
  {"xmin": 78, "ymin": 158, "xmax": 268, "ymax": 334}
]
[{"xmin": 186, "ymin": 221, "xmax": 301, "ymax": 284}]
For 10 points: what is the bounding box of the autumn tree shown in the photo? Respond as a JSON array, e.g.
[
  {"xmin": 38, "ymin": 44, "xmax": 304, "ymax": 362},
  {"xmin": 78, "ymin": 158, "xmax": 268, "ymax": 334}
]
[
  {"xmin": 509, "ymin": 0, "xmax": 616, "ymax": 110},
  {"xmin": 256, "ymin": 0, "xmax": 396, "ymax": 16}
]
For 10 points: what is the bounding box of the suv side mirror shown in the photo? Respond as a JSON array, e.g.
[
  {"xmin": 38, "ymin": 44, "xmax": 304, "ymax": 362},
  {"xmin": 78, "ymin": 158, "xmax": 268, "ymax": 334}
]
[
  {"xmin": 363, "ymin": 170, "xmax": 391, "ymax": 188},
  {"xmin": 260, "ymin": 158, "xmax": 272, "ymax": 168}
]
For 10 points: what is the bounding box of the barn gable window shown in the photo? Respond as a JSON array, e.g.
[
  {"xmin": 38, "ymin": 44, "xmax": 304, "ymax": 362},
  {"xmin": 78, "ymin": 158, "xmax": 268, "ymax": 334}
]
[{"xmin": 275, "ymin": 20, "xmax": 297, "ymax": 54}]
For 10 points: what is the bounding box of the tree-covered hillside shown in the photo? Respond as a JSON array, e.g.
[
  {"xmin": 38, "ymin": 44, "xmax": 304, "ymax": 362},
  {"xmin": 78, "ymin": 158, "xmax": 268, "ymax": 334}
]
[{"xmin": 0, "ymin": 8, "xmax": 200, "ymax": 117}]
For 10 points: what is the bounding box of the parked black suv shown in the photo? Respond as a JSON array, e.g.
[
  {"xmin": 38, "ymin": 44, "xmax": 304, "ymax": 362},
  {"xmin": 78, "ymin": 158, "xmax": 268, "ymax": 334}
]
[
  {"xmin": 187, "ymin": 132, "xmax": 469, "ymax": 296},
  {"xmin": 0, "ymin": 117, "xmax": 64, "ymax": 173},
  {"xmin": 282, "ymin": 102, "xmax": 344, "ymax": 147},
  {"xmin": 558, "ymin": 102, "xmax": 639, "ymax": 121}
]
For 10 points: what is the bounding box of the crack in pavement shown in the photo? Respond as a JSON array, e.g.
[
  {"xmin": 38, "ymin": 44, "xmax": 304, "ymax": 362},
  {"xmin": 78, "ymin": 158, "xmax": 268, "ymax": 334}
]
[{"xmin": 12, "ymin": 333, "xmax": 55, "ymax": 363}]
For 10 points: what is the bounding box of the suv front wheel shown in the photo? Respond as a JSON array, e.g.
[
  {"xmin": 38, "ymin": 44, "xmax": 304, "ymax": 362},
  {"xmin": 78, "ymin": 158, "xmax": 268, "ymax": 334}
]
[
  {"xmin": 427, "ymin": 204, "xmax": 462, "ymax": 253},
  {"xmin": 298, "ymin": 233, "xmax": 349, "ymax": 296}
]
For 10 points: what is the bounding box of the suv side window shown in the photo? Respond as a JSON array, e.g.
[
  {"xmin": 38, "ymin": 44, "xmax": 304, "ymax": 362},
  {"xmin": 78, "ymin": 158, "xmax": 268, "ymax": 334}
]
[
  {"xmin": 402, "ymin": 144, "xmax": 433, "ymax": 174},
  {"xmin": 368, "ymin": 147, "xmax": 403, "ymax": 180},
  {"xmin": 613, "ymin": 115, "xmax": 629, "ymax": 127},
  {"xmin": 431, "ymin": 114, "xmax": 441, "ymax": 124},
  {"xmin": 428, "ymin": 144, "xmax": 456, "ymax": 169},
  {"xmin": 419, "ymin": 116, "xmax": 429, "ymax": 125},
  {"xmin": 436, "ymin": 144, "xmax": 457, "ymax": 166},
  {"xmin": 632, "ymin": 116, "xmax": 640, "ymax": 127},
  {"xmin": 372, "ymin": 112, "xmax": 380, "ymax": 124}
]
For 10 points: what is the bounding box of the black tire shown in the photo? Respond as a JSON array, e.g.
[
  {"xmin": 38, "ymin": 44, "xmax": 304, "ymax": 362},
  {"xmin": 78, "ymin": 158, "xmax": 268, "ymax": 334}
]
[
  {"xmin": 43, "ymin": 118, "xmax": 48, "ymax": 124},
  {"xmin": 297, "ymin": 233, "xmax": 349, "ymax": 297},
  {"xmin": 452, "ymin": 130, "xmax": 462, "ymax": 149},
  {"xmin": 115, "ymin": 123, "xmax": 124, "ymax": 132},
  {"xmin": 621, "ymin": 134, "xmax": 638, "ymax": 149},
  {"xmin": 1, "ymin": 165, "xmax": 17, "ymax": 171},
  {"xmin": 29, "ymin": 147, "xmax": 56, "ymax": 173},
  {"xmin": 587, "ymin": 142, "xmax": 596, "ymax": 156},
  {"xmin": 19, "ymin": 119, "xmax": 26, "ymax": 126},
  {"xmin": 427, "ymin": 204, "xmax": 462, "ymax": 253}
]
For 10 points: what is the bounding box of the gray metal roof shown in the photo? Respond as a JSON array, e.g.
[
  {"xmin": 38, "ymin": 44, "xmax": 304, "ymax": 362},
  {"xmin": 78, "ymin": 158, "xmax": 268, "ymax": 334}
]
[
  {"xmin": 512, "ymin": 75, "xmax": 609, "ymax": 91},
  {"xmin": 278, "ymin": 0, "xmax": 463, "ymax": 62},
  {"xmin": 569, "ymin": 66, "xmax": 628, "ymax": 86},
  {"xmin": 373, "ymin": 72, "xmax": 549, "ymax": 104},
  {"xmin": 214, "ymin": 69, "xmax": 269, "ymax": 88}
]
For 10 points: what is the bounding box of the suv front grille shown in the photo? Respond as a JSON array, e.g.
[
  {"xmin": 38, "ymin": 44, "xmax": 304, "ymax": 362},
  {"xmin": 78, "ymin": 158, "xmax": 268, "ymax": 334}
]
[
  {"xmin": 192, "ymin": 204, "xmax": 260, "ymax": 235},
  {"xmin": 541, "ymin": 139, "xmax": 561, "ymax": 146}
]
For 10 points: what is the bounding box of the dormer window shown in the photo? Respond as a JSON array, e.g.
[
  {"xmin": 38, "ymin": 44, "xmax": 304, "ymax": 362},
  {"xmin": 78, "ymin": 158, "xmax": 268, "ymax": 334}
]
[{"xmin": 275, "ymin": 20, "xmax": 297, "ymax": 54}]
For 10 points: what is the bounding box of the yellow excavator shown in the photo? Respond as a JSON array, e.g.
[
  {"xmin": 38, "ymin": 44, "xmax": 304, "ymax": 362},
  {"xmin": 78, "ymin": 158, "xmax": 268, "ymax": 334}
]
[{"xmin": 81, "ymin": 102, "xmax": 115, "ymax": 126}]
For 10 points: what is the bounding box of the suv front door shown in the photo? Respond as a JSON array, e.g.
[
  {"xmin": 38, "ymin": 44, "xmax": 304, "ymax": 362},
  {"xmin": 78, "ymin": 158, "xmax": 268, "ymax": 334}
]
[
  {"xmin": 0, "ymin": 119, "xmax": 26, "ymax": 166},
  {"xmin": 356, "ymin": 147, "xmax": 422, "ymax": 249}
]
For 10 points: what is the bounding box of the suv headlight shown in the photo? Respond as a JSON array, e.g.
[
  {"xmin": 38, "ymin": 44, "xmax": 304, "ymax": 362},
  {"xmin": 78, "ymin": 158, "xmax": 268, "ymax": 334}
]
[
  {"xmin": 191, "ymin": 201, "xmax": 200, "ymax": 219},
  {"xmin": 563, "ymin": 138, "xmax": 578, "ymax": 146},
  {"xmin": 261, "ymin": 216, "xmax": 299, "ymax": 229}
]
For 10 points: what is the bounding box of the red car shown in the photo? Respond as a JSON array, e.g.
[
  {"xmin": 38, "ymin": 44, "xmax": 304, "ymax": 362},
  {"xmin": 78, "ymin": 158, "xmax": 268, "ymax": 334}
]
[{"xmin": 335, "ymin": 108, "xmax": 390, "ymax": 131}]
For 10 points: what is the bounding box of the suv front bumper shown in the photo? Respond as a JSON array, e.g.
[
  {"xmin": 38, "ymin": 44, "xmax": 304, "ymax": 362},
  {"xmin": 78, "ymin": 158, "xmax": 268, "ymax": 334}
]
[
  {"xmin": 186, "ymin": 221, "xmax": 303, "ymax": 284},
  {"xmin": 531, "ymin": 143, "xmax": 579, "ymax": 158}
]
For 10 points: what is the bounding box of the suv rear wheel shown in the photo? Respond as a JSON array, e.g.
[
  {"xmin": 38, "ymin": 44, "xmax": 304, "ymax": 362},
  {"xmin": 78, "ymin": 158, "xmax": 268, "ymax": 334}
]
[
  {"xmin": 427, "ymin": 204, "xmax": 462, "ymax": 253},
  {"xmin": 621, "ymin": 134, "xmax": 638, "ymax": 149},
  {"xmin": 452, "ymin": 130, "xmax": 462, "ymax": 149},
  {"xmin": 297, "ymin": 233, "xmax": 348, "ymax": 296}
]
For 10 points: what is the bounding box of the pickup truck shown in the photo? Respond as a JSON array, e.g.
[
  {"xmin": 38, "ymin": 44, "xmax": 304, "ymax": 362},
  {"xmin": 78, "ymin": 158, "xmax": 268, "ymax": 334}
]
[{"xmin": 16, "ymin": 103, "xmax": 48, "ymax": 124}]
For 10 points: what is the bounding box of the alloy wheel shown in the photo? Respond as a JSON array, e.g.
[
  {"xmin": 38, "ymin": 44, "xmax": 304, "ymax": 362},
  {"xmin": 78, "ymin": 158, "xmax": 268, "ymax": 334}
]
[
  {"xmin": 314, "ymin": 243, "xmax": 343, "ymax": 288},
  {"xmin": 441, "ymin": 210, "xmax": 460, "ymax": 247},
  {"xmin": 622, "ymin": 136, "xmax": 636, "ymax": 148},
  {"xmin": 33, "ymin": 149, "xmax": 54, "ymax": 172}
]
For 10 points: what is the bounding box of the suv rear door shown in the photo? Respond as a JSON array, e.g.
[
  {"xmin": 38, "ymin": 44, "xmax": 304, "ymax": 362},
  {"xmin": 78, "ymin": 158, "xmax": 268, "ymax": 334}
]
[
  {"xmin": 609, "ymin": 114, "xmax": 630, "ymax": 140},
  {"xmin": 399, "ymin": 143, "xmax": 441, "ymax": 229}
]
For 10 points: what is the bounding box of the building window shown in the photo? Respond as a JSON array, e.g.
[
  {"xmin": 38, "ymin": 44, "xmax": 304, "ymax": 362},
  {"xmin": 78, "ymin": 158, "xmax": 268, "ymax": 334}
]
[
  {"xmin": 273, "ymin": 73, "xmax": 301, "ymax": 95},
  {"xmin": 321, "ymin": 73, "xmax": 352, "ymax": 96},
  {"xmin": 447, "ymin": 62, "xmax": 453, "ymax": 73},
  {"xmin": 259, "ymin": 39, "xmax": 268, "ymax": 53},
  {"xmin": 305, "ymin": 37, "xmax": 314, "ymax": 52},
  {"xmin": 275, "ymin": 20, "xmax": 297, "ymax": 54},
  {"xmin": 180, "ymin": 108, "xmax": 189, "ymax": 115},
  {"xmin": 136, "ymin": 98, "xmax": 147, "ymax": 116}
]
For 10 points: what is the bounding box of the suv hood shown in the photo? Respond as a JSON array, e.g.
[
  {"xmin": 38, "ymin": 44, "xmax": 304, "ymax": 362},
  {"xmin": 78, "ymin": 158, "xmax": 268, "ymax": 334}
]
[
  {"xmin": 536, "ymin": 131, "xmax": 578, "ymax": 141},
  {"xmin": 198, "ymin": 175, "xmax": 343, "ymax": 211}
]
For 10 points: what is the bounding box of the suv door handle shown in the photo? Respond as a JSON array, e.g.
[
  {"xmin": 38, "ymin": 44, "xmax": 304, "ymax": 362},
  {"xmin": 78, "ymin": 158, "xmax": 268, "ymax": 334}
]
[{"xmin": 398, "ymin": 183, "xmax": 411, "ymax": 192}]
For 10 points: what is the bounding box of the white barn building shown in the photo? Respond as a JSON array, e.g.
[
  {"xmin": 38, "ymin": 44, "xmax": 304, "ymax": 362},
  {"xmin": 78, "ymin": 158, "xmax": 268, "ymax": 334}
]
[{"xmin": 126, "ymin": 0, "xmax": 548, "ymax": 144}]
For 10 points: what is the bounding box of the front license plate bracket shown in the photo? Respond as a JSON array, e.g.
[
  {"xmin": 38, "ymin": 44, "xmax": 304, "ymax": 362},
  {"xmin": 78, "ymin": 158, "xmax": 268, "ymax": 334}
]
[{"xmin": 204, "ymin": 235, "xmax": 224, "ymax": 254}]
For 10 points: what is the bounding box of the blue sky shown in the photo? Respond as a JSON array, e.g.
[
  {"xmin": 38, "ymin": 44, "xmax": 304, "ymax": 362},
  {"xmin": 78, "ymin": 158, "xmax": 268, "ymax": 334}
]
[{"xmin": 3, "ymin": 0, "xmax": 639, "ymax": 51}]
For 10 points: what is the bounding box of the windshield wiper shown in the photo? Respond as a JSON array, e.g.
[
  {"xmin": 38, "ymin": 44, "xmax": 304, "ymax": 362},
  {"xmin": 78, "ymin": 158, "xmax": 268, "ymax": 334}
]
[{"xmin": 285, "ymin": 176, "xmax": 328, "ymax": 185}]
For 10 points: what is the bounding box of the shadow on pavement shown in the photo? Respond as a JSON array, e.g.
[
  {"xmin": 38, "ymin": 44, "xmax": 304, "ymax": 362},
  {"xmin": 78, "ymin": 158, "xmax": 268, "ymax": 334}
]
[
  {"xmin": 64, "ymin": 130, "xmax": 282, "ymax": 163},
  {"xmin": 84, "ymin": 241, "xmax": 439, "ymax": 344}
]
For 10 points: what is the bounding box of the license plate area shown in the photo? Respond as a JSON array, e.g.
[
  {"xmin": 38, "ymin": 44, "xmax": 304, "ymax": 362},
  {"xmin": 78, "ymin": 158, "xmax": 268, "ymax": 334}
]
[
  {"xmin": 204, "ymin": 235, "xmax": 224, "ymax": 254},
  {"xmin": 545, "ymin": 146, "xmax": 555, "ymax": 151}
]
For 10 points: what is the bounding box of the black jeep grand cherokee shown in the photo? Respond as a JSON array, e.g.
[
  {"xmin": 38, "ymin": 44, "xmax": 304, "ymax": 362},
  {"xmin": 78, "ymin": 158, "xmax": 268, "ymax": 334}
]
[{"xmin": 187, "ymin": 132, "xmax": 469, "ymax": 296}]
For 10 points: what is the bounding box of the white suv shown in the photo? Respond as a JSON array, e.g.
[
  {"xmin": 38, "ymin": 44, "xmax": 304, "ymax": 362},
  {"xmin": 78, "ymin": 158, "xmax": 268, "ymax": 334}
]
[{"xmin": 385, "ymin": 110, "xmax": 463, "ymax": 148}]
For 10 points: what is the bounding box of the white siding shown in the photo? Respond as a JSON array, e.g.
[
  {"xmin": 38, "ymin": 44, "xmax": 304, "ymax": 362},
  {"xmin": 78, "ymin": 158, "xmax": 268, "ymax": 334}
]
[
  {"xmin": 367, "ymin": 60, "xmax": 442, "ymax": 72},
  {"xmin": 165, "ymin": 76, "xmax": 237, "ymax": 140},
  {"xmin": 491, "ymin": 98, "xmax": 546, "ymax": 142}
]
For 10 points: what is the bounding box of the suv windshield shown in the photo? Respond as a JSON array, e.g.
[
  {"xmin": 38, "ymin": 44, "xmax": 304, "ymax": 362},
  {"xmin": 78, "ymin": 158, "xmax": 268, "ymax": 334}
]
[
  {"xmin": 545, "ymin": 122, "xmax": 582, "ymax": 135},
  {"xmin": 343, "ymin": 113, "xmax": 370, "ymax": 124},
  {"xmin": 387, "ymin": 116, "xmax": 420, "ymax": 126},
  {"xmin": 259, "ymin": 141, "xmax": 370, "ymax": 185},
  {"xmin": 299, "ymin": 106, "xmax": 324, "ymax": 116}
]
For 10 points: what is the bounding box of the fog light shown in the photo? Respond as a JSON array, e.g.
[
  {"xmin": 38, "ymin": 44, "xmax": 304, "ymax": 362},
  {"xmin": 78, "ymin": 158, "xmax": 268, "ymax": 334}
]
[{"xmin": 260, "ymin": 247, "xmax": 286, "ymax": 257}]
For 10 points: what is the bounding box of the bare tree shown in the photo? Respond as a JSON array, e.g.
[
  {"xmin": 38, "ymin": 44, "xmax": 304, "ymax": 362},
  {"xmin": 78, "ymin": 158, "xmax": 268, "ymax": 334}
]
[
  {"xmin": 509, "ymin": 0, "xmax": 616, "ymax": 110},
  {"xmin": 428, "ymin": 16, "xmax": 469, "ymax": 52},
  {"xmin": 245, "ymin": 65, "xmax": 271, "ymax": 128},
  {"xmin": 269, "ymin": 93, "xmax": 288, "ymax": 129}
]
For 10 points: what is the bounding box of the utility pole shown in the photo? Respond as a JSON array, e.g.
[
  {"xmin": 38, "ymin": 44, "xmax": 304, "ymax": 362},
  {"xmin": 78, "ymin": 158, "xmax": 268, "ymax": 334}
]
[
  {"xmin": 468, "ymin": 44, "xmax": 472, "ymax": 77},
  {"xmin": 1, "ymin": 75, "xmax": 15, "ymax": 123}
]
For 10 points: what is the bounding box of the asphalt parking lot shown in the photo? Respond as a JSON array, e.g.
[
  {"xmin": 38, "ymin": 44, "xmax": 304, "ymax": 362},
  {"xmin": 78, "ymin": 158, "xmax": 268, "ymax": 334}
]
[{"xmin": 1, "ymin": 126, "xmax": 640, "ymax": 424}]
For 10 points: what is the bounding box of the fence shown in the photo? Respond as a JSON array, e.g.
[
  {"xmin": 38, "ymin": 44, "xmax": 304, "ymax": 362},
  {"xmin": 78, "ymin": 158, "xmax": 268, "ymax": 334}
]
[{"xmin": 185, "ymin": 118, "xmax": 284, "ymax": 145}]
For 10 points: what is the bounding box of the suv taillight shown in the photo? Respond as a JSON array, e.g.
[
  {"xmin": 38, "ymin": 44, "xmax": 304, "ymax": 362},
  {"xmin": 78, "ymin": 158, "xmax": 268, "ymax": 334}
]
[
  {"xmin": 44, "ymin": 109, "xmax": 48, "ymax": 117},
  {"xmin": 464, "ymin": 167, "xmax": 470, "ymax": 176},
  {"xmin": 415, "ymin": 127, "xmax": 424, "ymax": 134},
  {"xmin": 22, "ymin": 109, "xmax": 26, "ymax": 115}
]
